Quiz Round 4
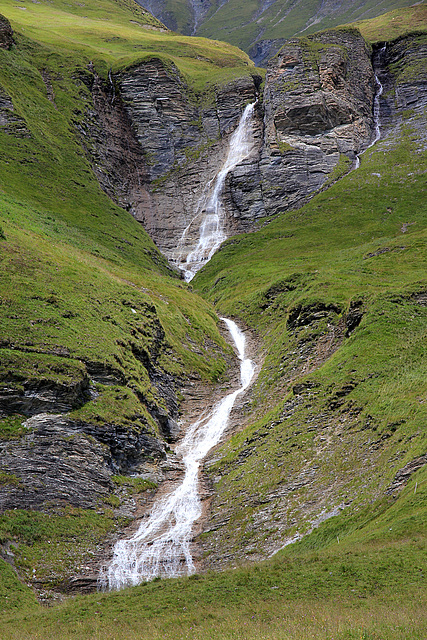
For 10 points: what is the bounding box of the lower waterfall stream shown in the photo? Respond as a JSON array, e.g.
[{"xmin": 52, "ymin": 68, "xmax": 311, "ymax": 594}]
[
  {"xmin": 101, "ymin": 319, "xmax": 255, "ymax": 589},
  {"xmin": 101, "ymin": 103, "xmax": 257, "ymax": 589}
]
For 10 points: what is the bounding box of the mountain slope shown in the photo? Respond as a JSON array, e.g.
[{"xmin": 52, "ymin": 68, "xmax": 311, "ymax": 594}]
[
  {"xmin": 0, "ymin": 1, "xmax": 255, "ymax": 598},
  {"xmin": 192, "ymin": 28, "xmax": 427, "ymax": 569},
  {"xmin": 134, "ymin": 0, "xmax": 422, "ymax": 56}
]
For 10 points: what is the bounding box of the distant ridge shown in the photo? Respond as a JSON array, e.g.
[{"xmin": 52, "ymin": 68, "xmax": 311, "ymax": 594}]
[{"xmin": 134, "ymin": 0, "xmax": 422, "ymax": 60}]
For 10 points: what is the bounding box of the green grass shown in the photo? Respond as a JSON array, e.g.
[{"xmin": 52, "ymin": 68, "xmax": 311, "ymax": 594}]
[
  {"xmin": 112, "ymin": 474, "xmax": 158, "ymax": 492},
  {"xmin": 0, "ymin": 31, "xmax": 233, "ymax": 422},
  {"xmin": 0, "ymin": 507, "xmax": 128, "ymax": 599},
  {"xmin": 0, "ymin": 2, "xmax": 425, "ymax": 638},
  {"xmin": 1, "ymin": 0, "xmax": 255, "ymax": 91},
  {"xmin": 0, "ymin": 470, "xmax": 424, "ymax": 637},
  {"xmin": 0, "ymin": 0, "xmax": 240, "ymax": 611},
  {"xmin": 196, "ymin": 0, "xmax": 421, "ymax": 53},
  {"xmin": 355, "ymin": 3, "xmax": 427, "ymax": 43}
]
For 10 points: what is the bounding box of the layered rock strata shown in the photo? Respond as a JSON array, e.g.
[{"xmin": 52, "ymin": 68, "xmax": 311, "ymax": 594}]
[
  {"xmin": 259, "ymin": 29, "xmax": 376, "ymax": 217},
  {"xmin": 372, "ymin": 35, "xmax": 427, "ymax": 146},
  {"xmin": 0, "ymin": 14, "xmax": 13, "ymax": 50},
  {"xmin": 79, "ymin": 29, "xmax": 380, "ymax": 264}
]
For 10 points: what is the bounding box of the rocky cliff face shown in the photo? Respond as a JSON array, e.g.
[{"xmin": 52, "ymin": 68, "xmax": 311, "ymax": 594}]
[
  {"xmin": 80, "ymin": 29, "xmax": 379, "ymax": 265},
  {"xmin": 373, "ymin": 35, "xmax": 427, "ymax": 144},
  {"xmin": 259, "ymin": 29, "xmax": 376, "ymax": 217},
  {"xmin": 0, "ymin": 14, "xmax": 13, "ymax": 50}
]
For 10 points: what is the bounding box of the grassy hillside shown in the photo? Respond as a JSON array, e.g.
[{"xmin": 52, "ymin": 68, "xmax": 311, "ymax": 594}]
[
  {"xmin": 0, "ymin": 0, "xmax": 254, "ymax": 91},
  {"xmin": 196, "ymin": 0, "xmax": 420, "ymax": 52},
  {"xmin": 0, "ymin": 0, "xmax": 255, "ymax": 606},
  {"xmin": 0, "ymin": 471, "xmax": 425, "ymax": 638},
  {"xmin": 355, "ymin": 3, "xmax": 427, "ymax": 43},
  {"xmin": 0, "ymin": 0, "xmax": 257, "ymax": 412}
]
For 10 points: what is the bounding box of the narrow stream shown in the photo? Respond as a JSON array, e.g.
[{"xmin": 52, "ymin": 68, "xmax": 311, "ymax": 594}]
[
  {"xmin": 101, "ymin": 319, "xmax": 255, "ymax": 590},
  {"xmin": 355, "ymin": 45, "xmax": 386, "ymax": 169}
]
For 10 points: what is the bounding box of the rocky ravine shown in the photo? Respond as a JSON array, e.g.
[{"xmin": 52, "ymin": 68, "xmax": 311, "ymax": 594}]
[
  {"xmin": 80, "ymin": 28, "xmax": 382, "ymax": 267},
  {"xmin": 194, "ymin": 33, "xmax": 427, "ymax": 570},
  {"xmin": 1, "ymin": 20, "xmax": 425, "ymax": 594}
]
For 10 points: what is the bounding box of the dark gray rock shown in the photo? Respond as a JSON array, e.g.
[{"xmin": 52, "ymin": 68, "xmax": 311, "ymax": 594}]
[
  {"xmin": 0, "ymin": 412, "xmax": 168, "ymax": 513},
  {"xmin": 0, "ymin": 85, "xmax": 30, "ymax": 138},
  {"xmin": 260, "ymin": 29, "xmax": 376, "ymax": 217},
  {"xmin": 373, "ymin": 36, "xmax": 427, "ymax": 149},
  {"xmin": 0, "ymin": 377, "xmax": 90, "ymax": 417},
  {"xmin": 0, "ymin": 414, "xmax": 112, "ymax": 511},
  {"xmin": 386, "ymin": 454, "xmax": 427, "ymax": 495},
  {"xmin": 0, "ymin": 14, "xmax": 13, "ymax": 50}
]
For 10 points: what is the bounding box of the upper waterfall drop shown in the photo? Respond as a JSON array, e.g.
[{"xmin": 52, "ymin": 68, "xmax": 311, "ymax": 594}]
[{"xmin": 174, "ymin": 101, "xmax": 257, "ymax": 282}]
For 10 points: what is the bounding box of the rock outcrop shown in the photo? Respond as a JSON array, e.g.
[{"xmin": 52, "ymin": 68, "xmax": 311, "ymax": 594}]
[
  {"xmin": 0, "ymin": 14, "xmax": 13, "ymax": 50},
  {"xmin": 372, "ymin": 35, "xmax": 427, "ymax": 147},
  {"xmin": 0, "ymin": 85, "xmax": 30, "ymax": 138},
  {"xmin": 117, "ymin": 66, "xmax": 261, "ymax": 256},
  {"xmin": 259, "ymin": 29, "xmax": 376, "ymax": 216},
  {"xmin": 0, "ymin": 415, "xmax": 113, "ymax": 511},
  {"xmin": 0, "ymin": 412, "xmax": 170, "ymax": 513}
]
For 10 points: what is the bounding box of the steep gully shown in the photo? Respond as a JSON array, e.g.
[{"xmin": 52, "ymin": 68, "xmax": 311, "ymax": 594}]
[
  {"xmin": 2, "ymin": 29, "xmax": 418, "ymax": 595},
  {"xmin": 101, "ymin": 103, "xmax": 257, "ymax": 588},
  {"xmin": 99, "ymin": 35, "xmax": 391, "ymax": 587},
  {"xmin": 102, "ymin": 319, "xmax": 255, "ymax": 588}
]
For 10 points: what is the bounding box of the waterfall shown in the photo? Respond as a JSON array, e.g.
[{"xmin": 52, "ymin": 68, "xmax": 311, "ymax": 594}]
[
  {"xmin": 174, "ymin": 101, "xmax": 256, "ymax": 282},
  {"xmin": 355, "ymin": 44, "xmax": 386, "ymax": 169},
  {"xmin": 100, "ymin": 318, "xmax": 255, "ymax": 590}
]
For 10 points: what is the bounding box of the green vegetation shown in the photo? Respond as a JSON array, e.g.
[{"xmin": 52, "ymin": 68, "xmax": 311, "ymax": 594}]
[
  {"xmin": 196, "ymin": 0, "xmax": 420, "ymax": 53},
  {"xmin": 0, "ymin": 0, "xmax": 238, "ymax": 610},
  {"xmin": 0, "ymin": 415, "xmax": 28, "ymax": 440},
  {"xmin": 0, "ymin": 471, "xmax": 425, "ymax": 637},
  {"xmin": 1, "ymin": 0, "xmax": 254, "ymax": 91},
  {"xmin": 0, "ymin": 508, "xmax": 127, "ymax": 598},
  {"xmin": 112, "ymin": 474, "xmax": 158, "ymax": 492},
  {"xmin": 0, "ymin": 5, "xmax": 235, "ymax": 431},
  {"xmin": 355, "ymin": 3, "xmax": 427, "ymax": 43}
]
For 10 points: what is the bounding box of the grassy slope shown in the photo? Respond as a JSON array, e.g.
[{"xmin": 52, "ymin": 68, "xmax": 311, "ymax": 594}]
[
  {"xmin": 0, "ymin": 474, "xmax": 425, "ymax": 638},
  {"xmin": 0, "ymin": 0, "xmax": 257, "ymax": 608},
  {"xmin": 197, "ymin": 0, "xmax": 421, "ymax": 52},
  {"xmin": 0, "ymin": 0, "xmax": 254, "ymax": 91},
  {"xmin": 0, "ymin": 0, "xmax": 257, "ymax": 400}
]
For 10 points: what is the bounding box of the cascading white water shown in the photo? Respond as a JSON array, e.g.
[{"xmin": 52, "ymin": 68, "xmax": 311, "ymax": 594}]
[
  {"xmin": 355, "ymin": 45, "xmax": 386, "ymax": 169},
  {"xmin": 100, "ymin": 318, "xmax": 255, "ymax": 590},
  {"xmin": 175, "ymin": 102, "xmax": 256, "ymax": 282}
]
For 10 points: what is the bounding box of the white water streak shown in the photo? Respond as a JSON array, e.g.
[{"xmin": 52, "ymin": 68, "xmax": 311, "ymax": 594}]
[
  {"xmin": 355, "ymin": 45, "xmax": 386, "ymax": 169},
  {"xmin": 101, "ymin": 318, "xmax": 255, "ymax": 590},
  {"xmin": 175, "ymin": 102, "xmax": 256, "ymax": 281}
]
